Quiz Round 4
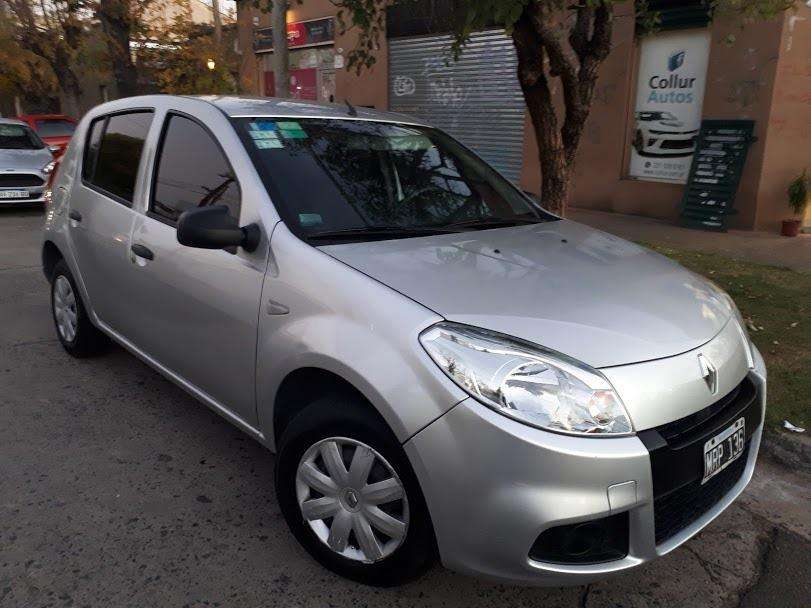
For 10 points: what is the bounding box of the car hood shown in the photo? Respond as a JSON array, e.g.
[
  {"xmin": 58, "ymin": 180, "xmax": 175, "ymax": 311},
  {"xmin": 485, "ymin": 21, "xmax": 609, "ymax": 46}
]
[
  {"xmin": 319, "ymin": 220, "xmax": 732, "ymax": 368},
  {"xmin": 0, "ymin": 147, "xmax": 52, "ymax": 172}
]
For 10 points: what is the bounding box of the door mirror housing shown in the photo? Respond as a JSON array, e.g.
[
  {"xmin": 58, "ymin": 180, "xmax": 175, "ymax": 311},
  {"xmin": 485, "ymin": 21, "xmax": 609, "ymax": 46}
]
[
  {"xmin": 48, "ymin": 145, "xmax": 61, "ymax": 154},
  {"xmin": 176, "ymin": 205, "xmax": 260, "ymax": 252}
]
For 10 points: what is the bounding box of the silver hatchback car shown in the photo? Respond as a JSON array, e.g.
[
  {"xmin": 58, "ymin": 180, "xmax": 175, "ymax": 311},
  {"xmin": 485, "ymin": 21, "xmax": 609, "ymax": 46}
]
[{"xmin": 42, "ymin": 96, "xmax": 766, "ymax": 587}]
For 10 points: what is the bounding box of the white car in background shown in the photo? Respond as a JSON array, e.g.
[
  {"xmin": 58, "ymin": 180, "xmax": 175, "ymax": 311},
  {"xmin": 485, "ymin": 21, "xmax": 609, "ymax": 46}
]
[
  {"xmin": 633, "ymin": 111, "xmax": 698, "ymax": 157},
  {"xmin": 0, "ymin": 118, "xmax": 56, "ymax": 206}
]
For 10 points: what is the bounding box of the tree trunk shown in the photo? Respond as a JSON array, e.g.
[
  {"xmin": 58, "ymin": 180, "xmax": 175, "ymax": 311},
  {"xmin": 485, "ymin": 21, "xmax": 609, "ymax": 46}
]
[
  {"xmin": 98, "ymin": 0, "xmax": 139, "ymax": 98},
  {"xmin": 511, "ymin": 13, "xmax": 570, "ymax": 216},
  {"xmin": 271, "ymin": 0, "xmax": 289, "ymax": 98},
  {"xmin": 211, "ymin": 0, "xmax": 223, "ymax": 48}
]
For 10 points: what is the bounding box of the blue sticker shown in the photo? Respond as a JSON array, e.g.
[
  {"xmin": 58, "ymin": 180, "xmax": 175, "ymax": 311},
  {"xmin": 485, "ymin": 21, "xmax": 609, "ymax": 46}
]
[{"xmin": 250, "ymin": 121, "xmax": 278, "ymax": 131}]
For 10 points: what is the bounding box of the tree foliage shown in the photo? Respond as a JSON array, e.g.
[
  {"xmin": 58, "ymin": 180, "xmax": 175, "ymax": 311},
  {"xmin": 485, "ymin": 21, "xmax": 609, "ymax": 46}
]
[{"xmin": 143, "ymin": 2, "xmax": 238, "ymax": 95}]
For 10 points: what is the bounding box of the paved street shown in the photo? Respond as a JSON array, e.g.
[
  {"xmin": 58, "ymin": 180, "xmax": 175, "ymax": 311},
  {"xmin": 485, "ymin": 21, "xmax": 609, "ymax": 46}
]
[{"xmin": 1, "ymin": 208, "xmax": 809, "ymax": 608}]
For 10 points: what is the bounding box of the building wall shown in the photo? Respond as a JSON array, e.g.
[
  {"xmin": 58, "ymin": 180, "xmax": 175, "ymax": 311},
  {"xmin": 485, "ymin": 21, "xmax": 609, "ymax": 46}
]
[
  {"xmin": 754, "ymin": 4, "xmax": 811, "ymax": 231},
  {"xmin": 520, "ymin": 3, "xmax": 793, "ymax": 230},
  {"xmin": 236, "ymin": 0, "xmax": 387, "ymax": 109}
]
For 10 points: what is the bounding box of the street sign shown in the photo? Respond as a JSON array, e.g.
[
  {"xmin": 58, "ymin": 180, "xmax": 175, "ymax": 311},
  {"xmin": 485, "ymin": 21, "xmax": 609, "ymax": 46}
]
[{"xmin": 679, "ymin": 119, "xmax": 756, "ymax": 231}]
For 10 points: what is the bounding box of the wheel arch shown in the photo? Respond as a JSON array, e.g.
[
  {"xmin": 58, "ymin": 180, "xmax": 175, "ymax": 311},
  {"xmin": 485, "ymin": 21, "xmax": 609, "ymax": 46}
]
[
  {"xmin": 42, "ymin": 240, "xmax": 64, "ymax": 282},
  {"xmin": 272, "ymin": 367, "xmax": 392, "ymax": 448}
]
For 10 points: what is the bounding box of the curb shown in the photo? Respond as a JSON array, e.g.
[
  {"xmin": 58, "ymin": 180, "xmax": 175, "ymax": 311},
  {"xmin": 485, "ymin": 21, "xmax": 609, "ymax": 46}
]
[{"xmin": 760, "ymin": 429, "xmax": 811, "ymax": 473}]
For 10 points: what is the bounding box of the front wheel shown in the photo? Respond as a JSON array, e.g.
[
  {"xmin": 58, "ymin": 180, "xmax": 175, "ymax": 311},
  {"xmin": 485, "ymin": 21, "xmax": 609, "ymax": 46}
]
[{"xmin": 275, "ymin": 396, "xmax": 436, "ymax": 586}]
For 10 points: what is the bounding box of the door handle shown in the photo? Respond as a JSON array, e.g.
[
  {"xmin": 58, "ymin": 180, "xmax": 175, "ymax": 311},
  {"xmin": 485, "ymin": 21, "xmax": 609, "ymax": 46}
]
[
  {"xmin": 68, "ymin": 210, "xmax": 82, "ymax": 222},
  {"xmin": 130, "ymin": 244, "xmax": 154, "ymax": 260}
]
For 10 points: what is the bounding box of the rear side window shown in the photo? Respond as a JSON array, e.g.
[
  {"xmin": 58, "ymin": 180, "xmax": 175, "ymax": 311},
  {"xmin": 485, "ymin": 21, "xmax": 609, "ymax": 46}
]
[
  {"xmin": 150, "ymin": 114, "xmax": 240, "ymax": 224},
  {"xmin": 84, "ymin": 111, "xmax": 153, "ymax": 205},
  {"xmin": 82, "ymin": 118, "xmax": 105, "ymax": 182}
]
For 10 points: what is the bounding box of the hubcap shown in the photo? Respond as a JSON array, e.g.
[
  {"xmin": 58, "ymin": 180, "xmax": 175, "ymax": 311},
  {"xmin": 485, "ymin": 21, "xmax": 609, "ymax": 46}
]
[
  {"xmin": 53, "ymin": 275, "xmax": 78, "ymax": 343},
  {"xmin": 295, "ymin": 437, "xmax": 409, "ymax": 563}
]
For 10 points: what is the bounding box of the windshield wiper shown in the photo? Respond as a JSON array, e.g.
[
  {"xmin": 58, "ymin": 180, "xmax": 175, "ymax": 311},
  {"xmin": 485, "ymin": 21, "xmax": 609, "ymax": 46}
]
[
  {"xmin": 307, "ymin": 225, "xmax": 462, "ymax": 242},
  {"xmin": 443, "ymin": 215, "xmax": 545, "ymax": 230}
]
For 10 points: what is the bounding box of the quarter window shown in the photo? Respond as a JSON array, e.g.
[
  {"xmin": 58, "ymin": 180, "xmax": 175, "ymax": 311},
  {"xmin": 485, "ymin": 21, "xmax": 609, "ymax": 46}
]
[
  {"xmin": 150, "ymin": 114, "xmax": 240, "ymax": 224},
  {"xmin": 84, "ymin": 111, "xmax": 153, "ymax": 205}
]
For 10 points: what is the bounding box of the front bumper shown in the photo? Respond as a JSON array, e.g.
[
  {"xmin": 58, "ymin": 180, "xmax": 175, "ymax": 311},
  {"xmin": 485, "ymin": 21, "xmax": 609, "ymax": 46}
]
[{"xmin": 405, "ymin": 349, "xmax": 766, "ymax": 586}]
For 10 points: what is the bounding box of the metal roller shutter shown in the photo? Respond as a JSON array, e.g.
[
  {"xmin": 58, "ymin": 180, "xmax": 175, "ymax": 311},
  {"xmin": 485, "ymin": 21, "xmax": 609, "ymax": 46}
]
[{"xmin": 388, "ymin": 30, "xmax": 526, "ymax": 182}]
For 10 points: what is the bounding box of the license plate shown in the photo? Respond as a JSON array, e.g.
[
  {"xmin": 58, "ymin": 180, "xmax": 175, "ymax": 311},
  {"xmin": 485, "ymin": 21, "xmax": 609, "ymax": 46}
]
[
  {"xmin": 702, "ymin": 417, "xmax": 745, "ymax": 484},
  {"xmin": 0, "ymin": 190, "xmax": 28, "ymax": 199}
]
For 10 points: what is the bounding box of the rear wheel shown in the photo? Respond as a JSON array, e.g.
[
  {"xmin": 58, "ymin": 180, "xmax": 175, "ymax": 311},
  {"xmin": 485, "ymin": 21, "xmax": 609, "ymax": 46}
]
[
  {"xmin": 275, "ymin": 395, "xmax": 436, "ymax": 586},
  {"xmin": 50, "ymin": 260, "xmax": 108, "ymax": 357}
]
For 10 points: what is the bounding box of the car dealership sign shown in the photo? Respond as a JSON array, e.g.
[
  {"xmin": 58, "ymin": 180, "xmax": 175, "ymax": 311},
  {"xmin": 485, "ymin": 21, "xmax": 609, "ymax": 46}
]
[{"xmin": 628, "ymin": 30, "xmax": 711, "ymax": 183}]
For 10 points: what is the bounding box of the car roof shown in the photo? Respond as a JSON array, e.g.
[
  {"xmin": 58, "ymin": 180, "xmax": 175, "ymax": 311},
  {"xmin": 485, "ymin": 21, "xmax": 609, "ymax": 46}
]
[
  {"xmin": 82, "ymin": 95, "xmax": 431, "ymax": 128},
  {"xmin": 192, "ymin": 95, "xmax": 428, "ymax": 125}
]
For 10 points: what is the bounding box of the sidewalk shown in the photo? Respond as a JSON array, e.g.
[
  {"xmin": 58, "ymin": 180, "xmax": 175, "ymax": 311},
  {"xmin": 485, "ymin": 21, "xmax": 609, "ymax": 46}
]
[{"xmin": 569, "ymin": 208, "xmax": 811, "ymax": 272}]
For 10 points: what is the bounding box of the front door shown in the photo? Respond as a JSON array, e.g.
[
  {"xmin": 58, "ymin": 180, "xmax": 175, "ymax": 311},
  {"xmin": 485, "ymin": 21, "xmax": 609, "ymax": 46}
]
[{"xmin": 122, "ymin": 112, "xmax": 266, "ymax": 428}]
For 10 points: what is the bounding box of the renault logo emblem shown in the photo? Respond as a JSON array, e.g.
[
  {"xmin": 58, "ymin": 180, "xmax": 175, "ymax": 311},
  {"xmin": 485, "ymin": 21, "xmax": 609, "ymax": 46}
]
[{"xmin": 698, "ymin": 354, "xmax": 718, "ymax": 394}]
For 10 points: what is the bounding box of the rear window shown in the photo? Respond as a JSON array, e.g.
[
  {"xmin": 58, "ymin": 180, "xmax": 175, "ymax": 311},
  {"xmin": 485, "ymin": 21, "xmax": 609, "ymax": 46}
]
[
  {"xmin": 35, "ymin": 119, "xmax": 76, "ymax": 138},
  {"xmin": 83, "ymin": 112, "xmax": 153, "ymax": 205},
  {"xmin": 0, "ymin": 123, "xmax": 45, "ymax": 150}
]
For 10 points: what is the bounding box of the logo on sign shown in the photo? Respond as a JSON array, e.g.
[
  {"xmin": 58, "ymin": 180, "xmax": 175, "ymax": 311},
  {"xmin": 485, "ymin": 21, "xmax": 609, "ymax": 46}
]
[{"xmin": 668, "ymin": 50, "xmax": 686, "ymax": 72}]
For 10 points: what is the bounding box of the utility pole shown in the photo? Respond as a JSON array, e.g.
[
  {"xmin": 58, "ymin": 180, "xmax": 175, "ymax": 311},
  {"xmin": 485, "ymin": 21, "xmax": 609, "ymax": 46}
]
[{"xmin": 271, "ymin": 0, "xmax": 288, "ymax": 98}]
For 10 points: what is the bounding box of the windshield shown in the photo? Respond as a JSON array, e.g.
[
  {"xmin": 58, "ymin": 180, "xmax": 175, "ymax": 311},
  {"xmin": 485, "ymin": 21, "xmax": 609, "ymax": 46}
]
[
  {"xmin": 35, "ymin": 119, "xmax": 76, "ymax": 138},
  {"xmin": 0, "ymin": 123, "xmax": 45, "ymax": 150},
  {"xmin": 235, "ymin": 118, "xmax": 552, "ymax": 241}
]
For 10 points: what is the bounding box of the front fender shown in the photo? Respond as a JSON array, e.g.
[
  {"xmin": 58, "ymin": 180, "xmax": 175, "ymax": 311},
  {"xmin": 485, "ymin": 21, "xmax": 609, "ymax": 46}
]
[{"xmin": 256, "ymin": 225, "xmax": 466, "ymax": 451}]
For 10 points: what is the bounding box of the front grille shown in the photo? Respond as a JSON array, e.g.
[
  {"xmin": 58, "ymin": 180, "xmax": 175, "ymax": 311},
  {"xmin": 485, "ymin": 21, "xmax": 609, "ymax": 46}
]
[
  {"xmin": 657, "ymin": 378, "xmax": 755, "ymax": 447},
  {"xmin": 638, "ymin": 375, "xmax": 761, "ymax": 546},
  {"xmin": 0, "ymin": 173, "xmax": 44, "ymax": 187},
  {"xmin": 654, "ymin": 442, "xmax": 749, "ymax": 545}
]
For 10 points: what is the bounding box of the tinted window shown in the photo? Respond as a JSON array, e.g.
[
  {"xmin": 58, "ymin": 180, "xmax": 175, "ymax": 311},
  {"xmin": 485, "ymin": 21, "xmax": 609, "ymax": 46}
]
[
  {"xmin": 35, "ymin": 119, "xmax": 76, "ymax": 138},
  {"xmin": 0, "ymin": 123, "xmax": 45, "ymax": 150},
  {"xmin": 89, "ymin": 112, "xmax": 153, "ymax": 205},
  {"xmin": 151, "ymin": 114, "xmax": 240, "ymax": 224}
]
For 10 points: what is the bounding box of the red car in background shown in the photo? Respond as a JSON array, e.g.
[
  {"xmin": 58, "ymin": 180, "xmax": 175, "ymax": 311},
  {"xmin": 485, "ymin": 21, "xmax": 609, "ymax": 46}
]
[{"xmin": 16, "ymin": 114, "xmax": 77, "ymax": 158}]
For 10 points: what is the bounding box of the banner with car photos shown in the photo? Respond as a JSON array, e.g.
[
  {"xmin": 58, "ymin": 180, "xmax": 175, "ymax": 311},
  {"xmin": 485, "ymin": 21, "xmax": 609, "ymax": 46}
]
[{"xmin": 628, "ymin": 30, "xmax": 711, "ymax": 183}]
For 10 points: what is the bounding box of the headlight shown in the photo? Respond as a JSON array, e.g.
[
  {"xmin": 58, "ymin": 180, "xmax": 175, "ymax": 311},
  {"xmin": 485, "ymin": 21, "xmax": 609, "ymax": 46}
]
[
  {"xmin": 419, "ymin": 323, "xmax": 633, "ymax": 436},
  {"xmin": 42, "ymin": 161, "xmax": 56, "ymax": 175}
]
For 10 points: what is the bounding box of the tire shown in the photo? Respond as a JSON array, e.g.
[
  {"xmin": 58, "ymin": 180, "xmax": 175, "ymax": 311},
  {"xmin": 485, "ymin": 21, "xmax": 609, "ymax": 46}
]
[
  {"xmin": 275, "ymin": 395, "xmax": 437, "ymax": 586},
  {"xmin": 50, "ymin": 259, "xmax": 109, "ymax": 357}
]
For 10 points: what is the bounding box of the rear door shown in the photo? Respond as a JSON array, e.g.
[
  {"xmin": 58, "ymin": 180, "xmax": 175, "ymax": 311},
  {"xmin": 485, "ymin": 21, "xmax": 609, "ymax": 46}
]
[
  {"xmin": 67, "ymin": 110, "xmax": 154, "ymax": 332},
  {"xmin": 122, "ymin": 107, "xmax": 268, "ymax": 428}
]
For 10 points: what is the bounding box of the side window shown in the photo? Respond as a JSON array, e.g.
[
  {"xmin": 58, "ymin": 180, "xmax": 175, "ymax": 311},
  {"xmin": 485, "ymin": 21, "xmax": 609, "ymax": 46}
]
[
  {"xmin": 150, "ymin": 114, "xmax": 241, "ymax": 224},
  {"xmin": 86, "ymin": 112, "xmax": 153, "ymax": 205},
  {"xmin": 82, "ymin": 118, "xmax": 105, "ymax": 182}
]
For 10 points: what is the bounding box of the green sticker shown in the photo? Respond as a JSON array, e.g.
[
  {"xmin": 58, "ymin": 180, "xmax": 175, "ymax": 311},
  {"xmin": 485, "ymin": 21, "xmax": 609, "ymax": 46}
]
[
  {"xmin": 249, "ymin": 130, "xmax": 279, "ymax": 140},
  {"xmin": 276, "ymin": 121, "xmax": 301, "ymax": 130},
  {"xmin": 280, "ymin": 129, "xmax": 307, "ymax": 139},
  {"xmin": 254, "ymin": 138, "xmax": 283, "ymax": 149},
  {"xmin": 299, "ymin": 213, "xmax": 323, "ymax": 227}
]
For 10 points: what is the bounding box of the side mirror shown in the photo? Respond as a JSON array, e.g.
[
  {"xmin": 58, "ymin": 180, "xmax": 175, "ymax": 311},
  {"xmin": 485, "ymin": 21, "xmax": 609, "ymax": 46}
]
[
  {"xmin": 49, "ymin": 145, "xmax": 61, "ymax": 154},
  {"xmin": 176, "ymin": 205, "xmax": 260, "ymax": 252}
]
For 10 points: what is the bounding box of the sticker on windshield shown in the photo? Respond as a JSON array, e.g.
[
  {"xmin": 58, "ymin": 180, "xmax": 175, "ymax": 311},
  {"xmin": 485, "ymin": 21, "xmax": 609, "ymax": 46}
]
[
  {"xmin": 254, "ymin": 138, "xmax": 283, "ymax": 149},
  {"xmin": 249, "ymin": 130, "xmax": 279, "ymax": 140},
  {"xmin": 249, "ymin": 121, "xmax": 278, "ymax": 131},
  {"xmin": 276, "ymin": 121, "xmax": 307, "ymax": 139}
]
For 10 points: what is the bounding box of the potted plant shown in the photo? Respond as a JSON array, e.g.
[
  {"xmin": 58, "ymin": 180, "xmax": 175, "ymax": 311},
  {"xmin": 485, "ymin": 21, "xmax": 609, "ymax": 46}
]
[{"xmin": 782, "ymin": 170, "xmax": 808, "ymax": 237}]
